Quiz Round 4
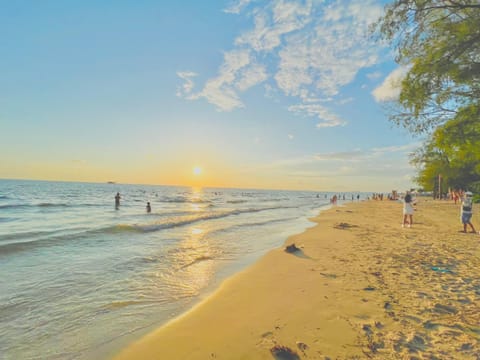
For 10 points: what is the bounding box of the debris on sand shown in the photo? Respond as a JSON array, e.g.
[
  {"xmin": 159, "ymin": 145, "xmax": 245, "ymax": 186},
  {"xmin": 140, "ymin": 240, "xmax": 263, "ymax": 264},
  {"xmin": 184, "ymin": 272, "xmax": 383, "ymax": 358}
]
[
  {"xmin": 296, "ymin": 341, "xmax": 308, "ymax": 354},
  {"xmin": 270, "ymin": 345, "xmax": 300, "ymax": 360},
  {"xmin": 284, "ymin": 244, "xmax": 301, "ymax": 253},
  {"xmin": 333, "ymin": 222, "xmax": 357, "ymax": 230}
]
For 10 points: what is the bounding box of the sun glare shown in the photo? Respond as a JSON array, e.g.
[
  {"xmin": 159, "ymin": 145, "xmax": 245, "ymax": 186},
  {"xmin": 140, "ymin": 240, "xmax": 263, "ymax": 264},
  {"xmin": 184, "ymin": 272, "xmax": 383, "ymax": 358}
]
[{"xmin": 193, "ymin": 166, "xmax": 202, "ymax": 176}]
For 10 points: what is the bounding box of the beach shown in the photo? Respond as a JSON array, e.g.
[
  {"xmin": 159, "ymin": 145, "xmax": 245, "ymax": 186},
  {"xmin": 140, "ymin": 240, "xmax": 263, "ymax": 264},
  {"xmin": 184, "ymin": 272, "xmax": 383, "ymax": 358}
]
[{"xmin": 114, "ymin": 198, "xmax": 480, "ymax": 359}]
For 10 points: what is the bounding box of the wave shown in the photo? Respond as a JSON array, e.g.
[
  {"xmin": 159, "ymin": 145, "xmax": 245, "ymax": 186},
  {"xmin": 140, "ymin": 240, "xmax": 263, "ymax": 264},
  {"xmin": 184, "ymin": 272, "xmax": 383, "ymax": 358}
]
[
  {"xmin": 265, "ymin": 198, "xmax": 289, "ymax": 202},
  {"xmin": 0, "ymin": 204, "xmax": 30, "ymax": 210},
  {"xmin": 0, "ymin": 205, "xmax": 291, "ymax": 256},
  {"xmin": 37, "ymin": 203, "xmax": 69, "ymax": 207},
  {"xmin": 0, "ymin": 202, "xmax": 102, "ymax": 210},
  {"xmin": 130, "ymin": 206, "xmax": 289, "ymax": 233},
  {"xmin": 235, "ymin": 216, "xmax": 297, "ymax": 228},
  {"xmin": 226, "ymin": 200, "xmax": 248, "ymax": 204},
  {"xmin": 0, "ymin": 229, "xmax": 61, "ymax": 242},
  {"xmin": 161, "ymin": 196, "xmax": 211, "ymax": 204},
  {"xmin": 180, "ymin": 255, "xmax": 214, "ymax": 269},
  {"xmin": 101, "ymin": 300, "xmax": 146, "ymax": 310},
  {"xmin": 205, "ymin": 216, "xmax": 298, "ymax": 237}
]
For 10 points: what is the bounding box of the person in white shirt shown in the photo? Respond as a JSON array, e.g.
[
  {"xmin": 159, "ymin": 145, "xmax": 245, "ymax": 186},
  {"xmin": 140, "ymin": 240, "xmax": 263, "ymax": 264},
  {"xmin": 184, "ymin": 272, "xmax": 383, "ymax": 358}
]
[
  {"xmin": 460, "ymin": 191, "xmax": 476, "ymax": 233},
  {"xmin": 402, "ymin": 191, "xmax": 415, "ymax": 228}
]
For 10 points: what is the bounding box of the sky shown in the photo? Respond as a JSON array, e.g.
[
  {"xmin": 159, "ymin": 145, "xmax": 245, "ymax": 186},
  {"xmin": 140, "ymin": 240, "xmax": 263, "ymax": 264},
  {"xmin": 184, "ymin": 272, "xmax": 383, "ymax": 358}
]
[{"xmin": 0, "ymin": 0, "xmax": 419, "ymax": 192}]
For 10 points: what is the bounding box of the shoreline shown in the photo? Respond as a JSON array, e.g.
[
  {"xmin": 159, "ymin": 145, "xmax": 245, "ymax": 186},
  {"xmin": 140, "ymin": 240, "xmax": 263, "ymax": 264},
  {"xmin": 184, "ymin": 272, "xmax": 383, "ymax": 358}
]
[{"xmin": 113, "ymin": 198, "xmax": 480, "ymax": 359}]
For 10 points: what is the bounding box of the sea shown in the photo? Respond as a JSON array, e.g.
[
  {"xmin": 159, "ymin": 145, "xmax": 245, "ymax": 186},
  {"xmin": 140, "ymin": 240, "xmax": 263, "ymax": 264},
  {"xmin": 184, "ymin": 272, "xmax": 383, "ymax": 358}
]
[{"xmin": 0, "ymin": 179, "xmax": 358, "ymax": 360}]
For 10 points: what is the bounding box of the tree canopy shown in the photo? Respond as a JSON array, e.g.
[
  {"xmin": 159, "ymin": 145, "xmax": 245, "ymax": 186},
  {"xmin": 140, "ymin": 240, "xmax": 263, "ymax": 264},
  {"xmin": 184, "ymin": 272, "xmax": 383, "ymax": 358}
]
[{"xmin": 375, "ymin": 0, "xmax": 480, "ymax": 194}]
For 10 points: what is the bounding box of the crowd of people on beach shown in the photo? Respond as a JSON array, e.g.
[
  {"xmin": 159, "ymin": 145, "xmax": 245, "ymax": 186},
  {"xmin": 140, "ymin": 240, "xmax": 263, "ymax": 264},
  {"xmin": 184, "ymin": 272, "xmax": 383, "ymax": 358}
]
[
  {"xmin": 328, "ymin": 193, "xmax": 361, "ymax": 204},
  {"xmin": 112, "ymin": 189, "xmax": 478, "ymax": 234}
]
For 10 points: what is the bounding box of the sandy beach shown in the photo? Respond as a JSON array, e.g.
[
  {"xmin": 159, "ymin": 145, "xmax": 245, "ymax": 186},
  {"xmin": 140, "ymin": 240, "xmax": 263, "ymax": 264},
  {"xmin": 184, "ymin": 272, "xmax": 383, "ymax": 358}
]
[{"xmin": 114, "ymin": 198, "xmax": 480, "ymax": 359}]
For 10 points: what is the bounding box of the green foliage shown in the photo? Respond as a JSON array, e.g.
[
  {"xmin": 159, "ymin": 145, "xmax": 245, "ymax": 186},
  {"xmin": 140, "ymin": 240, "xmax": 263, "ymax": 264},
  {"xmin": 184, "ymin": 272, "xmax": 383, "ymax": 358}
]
[{"xmin": 375, "ymin": 0, "xmax": 480, "ymax": 193}]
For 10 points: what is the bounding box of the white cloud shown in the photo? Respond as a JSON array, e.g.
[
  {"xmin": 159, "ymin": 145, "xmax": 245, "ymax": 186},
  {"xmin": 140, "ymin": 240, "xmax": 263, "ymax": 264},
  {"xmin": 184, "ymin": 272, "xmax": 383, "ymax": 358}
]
[
  {"xmin": 336, "ymin": 97, "xmax": 354, "ymax": 105},
  {"xmin": 199, "ymin": 78, "xmax": 245, "ymax": 111},
  {"xmin": 367, "ymin": 71, "xmax": 382, "ymax": 80},
  {"xmin": 176, "ymin": 71, "xmax": 197, "ymax": 97},
  {"xmin": 313, "ymin": 142, "xmax": 419, "ymax": 163},
  {"xmin": 224, "ymin": 0, "xmax": 253, "ymax": 14},
  {"xmin": 372, "ymin": 66, "xmax": 409, "ymax": 102},
  {"xmin": 235, "ymin": 0, "xmax": 313, "ymax": 52},
  {"xmin": 236, "ymin": 63, "xmax": 268, "ymax": 91},
  {"xmin": 314, "ymin": 150, "xmax": 365, "ymax": 161},
  {"xmin": 371, "ymin": 143, "xmax": 420, "ymax": 154},
  {"xmin": 253, "ymin": 140, "xmax": 417, "ymax": 176},
  {"xmin": 182, "ymin": 49, "xmax": 253, "ymax": 111},
  {"xmin": 288, "ymin": 103, "xmax": 346, "ymax": 127},
  {"xmin": 178, "ymin": 0, "xmax": 386, "ymax": 126}
]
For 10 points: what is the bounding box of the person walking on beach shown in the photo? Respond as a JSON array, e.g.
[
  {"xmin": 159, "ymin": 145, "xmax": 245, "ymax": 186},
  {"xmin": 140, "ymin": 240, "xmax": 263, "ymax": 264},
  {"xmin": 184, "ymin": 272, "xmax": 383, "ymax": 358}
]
[
  {"xmin": 460, "ymin": 191, "xmax": 476, "ymax": 233},
  {"xmin": 402, "ymin": 191, "xmax": 414, "ymax": 228},
  {"xmin": 146, "ymin": 202, "xmax": 151, "ymax": 213},
  {"xmin": 115, "ymin": 192, "xmax": 121, "ymax": 209}
]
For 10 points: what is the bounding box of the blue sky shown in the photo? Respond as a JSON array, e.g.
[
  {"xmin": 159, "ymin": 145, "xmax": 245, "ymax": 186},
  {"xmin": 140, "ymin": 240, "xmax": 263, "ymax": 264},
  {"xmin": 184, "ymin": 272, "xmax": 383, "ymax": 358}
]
[{"xmin": 0, "ymin": 0, "xmax": 418, "ymax": 192}]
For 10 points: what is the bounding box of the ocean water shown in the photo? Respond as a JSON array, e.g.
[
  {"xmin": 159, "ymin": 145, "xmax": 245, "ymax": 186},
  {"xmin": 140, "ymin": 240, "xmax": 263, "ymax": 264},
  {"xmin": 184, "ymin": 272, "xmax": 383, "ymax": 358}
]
[{"xmin": 0, "ymin": 179, "xmax": 353, "ymax": 359}]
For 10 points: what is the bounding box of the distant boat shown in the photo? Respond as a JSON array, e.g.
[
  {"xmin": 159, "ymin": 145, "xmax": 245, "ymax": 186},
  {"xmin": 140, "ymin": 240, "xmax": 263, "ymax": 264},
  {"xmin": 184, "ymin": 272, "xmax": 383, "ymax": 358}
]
[{"xmin": 107, "ymin": 181, "xmax": 116, "ymax": 184}]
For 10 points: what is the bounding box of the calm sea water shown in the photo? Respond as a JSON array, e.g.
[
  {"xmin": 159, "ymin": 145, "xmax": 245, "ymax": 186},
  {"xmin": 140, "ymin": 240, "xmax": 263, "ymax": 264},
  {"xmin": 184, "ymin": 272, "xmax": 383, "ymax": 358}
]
[{"xmin": 0, "ymin": 179, "xmax": 355, "ymax": 359}]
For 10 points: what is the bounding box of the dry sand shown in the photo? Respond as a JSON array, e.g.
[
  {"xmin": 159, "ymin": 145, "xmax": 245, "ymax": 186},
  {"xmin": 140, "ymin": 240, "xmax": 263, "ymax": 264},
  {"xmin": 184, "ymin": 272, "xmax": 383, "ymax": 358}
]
[{"xmin": 114, "ymin": 198, "xmax": 480, "ymax": 359}]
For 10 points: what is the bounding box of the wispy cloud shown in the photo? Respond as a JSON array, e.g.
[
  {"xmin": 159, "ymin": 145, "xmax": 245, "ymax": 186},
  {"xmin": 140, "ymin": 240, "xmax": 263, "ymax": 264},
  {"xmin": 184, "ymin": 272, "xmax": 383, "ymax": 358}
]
[
  {"xmin": 235, "ymin": 1, "xmax": 313, "ymax": 52},
  {"xmin": 242, "ymin": 141, "xmax": 417, "ymax": 190},
  {"xmin": 223, "ymin": 0, "xmax": 254, "ymax": 14},
  {"xmin": 177, "ymin": 0, "xmax": 385, "ymax": 125},
  {"xmin": 314, "ymin": 150, "xmax": 366, "ymax": 161},
  {"xmin": 314, "ymin": 142, "xmax": 418, "ymax": 162},
  {"xmin": 336, "ymin": 97, "xmax": 354, "ymax": 105},
  {"xmin": 176, "ymin": 71, "xmax": 197, "ymax": 97},
  {"xmin": 371, "ymin": 143, "xmax": 420, "ymax": 154},
  {"xmin": 367, "ymin": 71, "xmax": 382, "ymax": 80},
  {"xmin": 235, "ymin": 63, "xmax": 268, "ymax": 91},
  {"xmin": 192, "ymin": 49, "xmax": 253, "ymax": 111},
  {"xmin": 372, "ymin": 66, "xmax": 409, "ymax": 102},
  {"xmin": 288, "ymin": 103, "xmax": 346, "ymax": 128}
]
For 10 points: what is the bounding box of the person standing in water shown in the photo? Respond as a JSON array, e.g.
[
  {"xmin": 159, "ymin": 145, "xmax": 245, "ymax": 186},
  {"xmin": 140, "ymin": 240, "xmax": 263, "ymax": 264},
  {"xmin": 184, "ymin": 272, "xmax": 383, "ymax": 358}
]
[
  {"xmin": 115, "ymin": 192, "xmax": 121, "ymax": 209},
  {"xmin": 146, "ymin": 202, "xmax": 151, "ymax": 213}
]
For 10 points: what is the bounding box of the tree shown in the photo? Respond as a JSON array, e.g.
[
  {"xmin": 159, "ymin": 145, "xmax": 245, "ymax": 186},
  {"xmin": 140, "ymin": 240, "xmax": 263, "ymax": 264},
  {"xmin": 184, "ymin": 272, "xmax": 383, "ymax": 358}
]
[
  {"xmin": 411, "ymin": 104, "xmax": 480, "ymax": 192},
  {"xmin": 375, "ymin": 0, "xmax": 480, "ymax": 193}
]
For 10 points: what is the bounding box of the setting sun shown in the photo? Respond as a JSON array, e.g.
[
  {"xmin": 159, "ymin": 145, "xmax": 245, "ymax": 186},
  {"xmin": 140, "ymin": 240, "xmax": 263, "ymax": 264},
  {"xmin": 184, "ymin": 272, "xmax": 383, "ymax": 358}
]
[{"xmin": 193, "ymin": 166, "xmax": 202, "ymax": 176}]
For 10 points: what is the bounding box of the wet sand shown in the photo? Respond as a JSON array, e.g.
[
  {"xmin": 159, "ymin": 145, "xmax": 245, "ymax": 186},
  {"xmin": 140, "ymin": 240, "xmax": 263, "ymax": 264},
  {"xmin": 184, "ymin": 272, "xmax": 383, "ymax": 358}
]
[{"xmin": 114, "ymin": 198, "xmax": 480, "ymax": 359}]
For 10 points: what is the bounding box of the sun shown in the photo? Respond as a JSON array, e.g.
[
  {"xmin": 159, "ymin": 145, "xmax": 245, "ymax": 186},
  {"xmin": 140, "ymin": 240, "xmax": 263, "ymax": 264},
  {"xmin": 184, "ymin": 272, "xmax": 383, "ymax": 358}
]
[{"xmin": 193, "ymin": 166, "xmax": 202, "ymax": 176}]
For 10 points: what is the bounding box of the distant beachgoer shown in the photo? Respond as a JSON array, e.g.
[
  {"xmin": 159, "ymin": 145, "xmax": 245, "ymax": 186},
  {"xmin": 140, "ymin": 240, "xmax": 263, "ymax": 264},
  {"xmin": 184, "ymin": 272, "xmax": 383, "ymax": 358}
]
[
  {"xmin": 357, "ymin": 194, "xmax": 360, "ymax": 201},
  {"xmin": 146, "ymin": 202, "xmax": 151, "ymax": 213},
  {"xmin": 402, "ymin": 191, "xmax": 414, "ymax": 228},
  {"xmin": 453, "ymin": 191, "xmax": 459, "ymax": 204},
  {"xmin": 115, "ymin": 192, "xmax": 121, "ymax": 209},
  {"xmin": 460, "ymin": 191, "xmax": 476, "ymax": 233}
]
